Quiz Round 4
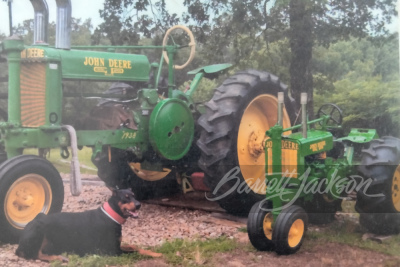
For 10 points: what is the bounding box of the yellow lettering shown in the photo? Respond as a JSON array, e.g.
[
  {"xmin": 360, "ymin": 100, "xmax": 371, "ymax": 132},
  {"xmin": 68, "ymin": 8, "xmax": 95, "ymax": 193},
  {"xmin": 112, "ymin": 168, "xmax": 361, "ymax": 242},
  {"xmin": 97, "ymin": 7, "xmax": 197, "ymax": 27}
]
[
  {"xmin": 127, "ymin": 61, "xmax": 132, "ymax": 69},
  {"xmin": 310, "ymin": 141, "xmax": 326, "ymax": 152},
  {"xmin": 100, "ymin": 58, "xmax": 104, "ymax": 66},
  {"xmin": 84, "ymin": 57, "xmax": 88, "ymax": 65}
]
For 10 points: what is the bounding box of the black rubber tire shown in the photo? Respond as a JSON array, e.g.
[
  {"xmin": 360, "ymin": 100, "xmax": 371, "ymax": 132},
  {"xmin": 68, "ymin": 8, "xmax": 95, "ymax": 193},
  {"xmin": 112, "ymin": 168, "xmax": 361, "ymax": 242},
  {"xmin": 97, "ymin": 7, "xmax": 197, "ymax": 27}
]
[
  {"xmin": 247, "ymin": 200, "xmax": 275, "ymax": 251},
  {"xmin": 303, "ymin": 194, "xmax": 342, "ymax": 225},
  {"xmin": 197, "ymin": 70, "xmax": 296, "ymax": 216},
  {"xmin": 0, "ymin": 155, "xmax": 64, "ymax": 243},
  {"xmin": 93, "ymin": 147, "xmax": 179, "ymax": 200},
  {"xmin": 355, "ymin": 136, "xmax": 400, "ymax": 235},
  {"xmin": 272, "ymin": 205, "xmax": 308, "ymax": 255}
]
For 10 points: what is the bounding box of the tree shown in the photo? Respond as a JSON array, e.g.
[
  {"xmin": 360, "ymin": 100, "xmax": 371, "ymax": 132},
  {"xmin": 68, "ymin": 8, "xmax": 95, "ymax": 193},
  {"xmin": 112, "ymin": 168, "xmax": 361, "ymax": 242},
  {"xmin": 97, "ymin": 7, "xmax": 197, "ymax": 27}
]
[{"xmin": 96, "ymin": 0, "xmax": 397, "ymax": 116}]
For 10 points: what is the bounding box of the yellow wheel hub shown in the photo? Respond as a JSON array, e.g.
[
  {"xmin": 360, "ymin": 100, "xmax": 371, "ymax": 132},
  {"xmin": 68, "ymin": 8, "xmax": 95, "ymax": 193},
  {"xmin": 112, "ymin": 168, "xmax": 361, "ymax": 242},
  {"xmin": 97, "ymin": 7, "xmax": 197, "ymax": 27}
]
[
  {"xmin": 392, "ymin": 165, "xmax": 400, "ymax": 212},
  {"xmin": 288, "ymin": 219, "xmax": 305, "ymax": 248},
  {"xmin": 5, "ymin": 174, "xmax": 52, "ymax": 229},
  {"xmin": 263, "ymin": 212, "xmax": 273, "ymax": 240},
  {"xmin": 129, "ymin": 163, "xmax": 171, "ymax": 181},
  {"xmin": 237, "ymin": 94, "xmax": 291, "ymax": 195}
]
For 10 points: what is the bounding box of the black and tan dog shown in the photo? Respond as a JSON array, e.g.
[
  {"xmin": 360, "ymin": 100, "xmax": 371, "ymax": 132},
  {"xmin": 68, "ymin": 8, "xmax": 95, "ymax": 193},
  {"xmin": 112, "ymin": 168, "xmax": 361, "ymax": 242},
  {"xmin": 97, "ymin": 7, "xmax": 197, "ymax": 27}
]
[{"xmin": 16, "ymin": 189, "xmax": 161, "ymax": 262}]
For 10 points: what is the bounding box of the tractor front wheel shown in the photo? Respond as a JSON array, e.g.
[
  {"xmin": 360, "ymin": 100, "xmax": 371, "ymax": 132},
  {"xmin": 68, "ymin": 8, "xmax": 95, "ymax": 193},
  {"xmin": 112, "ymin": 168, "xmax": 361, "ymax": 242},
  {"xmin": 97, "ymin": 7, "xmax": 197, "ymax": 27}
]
[
  {"xmin": 272, "ymin": 205, "xmax": 308, "ymax": 255},
  {"xmin": 93, "ymin": 147, "xmax": 178, "ymax": 200},
  {"xmin": 0, "ymin": 155, "xmax": 64, "ymax": 243},
  {"xmin": 355, "ymin": 136, "xmax": 400, "ymax": 235},
  {"xmin": 247, "ymin": 200, "xmax": 275, "ymax": 251}
]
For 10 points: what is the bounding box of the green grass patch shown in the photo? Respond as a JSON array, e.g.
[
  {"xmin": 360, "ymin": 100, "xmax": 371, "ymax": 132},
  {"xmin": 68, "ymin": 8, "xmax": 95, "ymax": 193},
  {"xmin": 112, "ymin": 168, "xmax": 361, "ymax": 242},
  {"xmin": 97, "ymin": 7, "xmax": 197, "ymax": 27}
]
[
  {"xmin": 157, "ymin": 237, "xmax": 238, "ymax": 266},
  {"xmin": 24, "ymin": 147, "xmax": 97, "ymax": 175},
  {"xmin": 305, "ymin": 219, "xmax": 400, "ymax": 257},
  {"xmin": 48, "ymin": 237, "xmax": 237, "ymax": 267}
]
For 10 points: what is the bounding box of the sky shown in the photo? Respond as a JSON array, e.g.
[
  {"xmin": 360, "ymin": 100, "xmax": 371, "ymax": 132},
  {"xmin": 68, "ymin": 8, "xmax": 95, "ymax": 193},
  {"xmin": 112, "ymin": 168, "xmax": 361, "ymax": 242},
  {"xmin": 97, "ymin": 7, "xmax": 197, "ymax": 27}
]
[
  {"xmin": 0, "ymin": 0, "xmax": 184, "ymax": 35},
  {"xmin": 0, "ymin": 0, "xmax": 398, "ymax": 36}
]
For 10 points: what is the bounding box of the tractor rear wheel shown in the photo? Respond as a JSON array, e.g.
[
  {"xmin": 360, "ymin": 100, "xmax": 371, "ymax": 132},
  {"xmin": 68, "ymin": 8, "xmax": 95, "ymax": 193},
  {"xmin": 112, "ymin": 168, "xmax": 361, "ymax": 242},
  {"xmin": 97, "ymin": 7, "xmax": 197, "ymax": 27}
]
[
  {"xmin": 355, "ymin": 136, "xmax": 400, "ymax": 235},
  {"xmin": 197, "ymin": 70, "xmax": 296, "ymax": 215},
  {"xmin": 0, "ymin": 155, "xmax": 64, "ymax": 243}
]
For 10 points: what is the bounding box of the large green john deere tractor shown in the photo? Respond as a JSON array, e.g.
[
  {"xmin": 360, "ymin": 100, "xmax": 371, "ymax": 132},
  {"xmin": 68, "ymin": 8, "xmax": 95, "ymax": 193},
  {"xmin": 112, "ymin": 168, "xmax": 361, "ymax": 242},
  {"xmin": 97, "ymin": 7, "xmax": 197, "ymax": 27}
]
[
  {"xmin": 0, "ymin": 0, "xmax": 296, "ymax": 242},
  {"xmin": 247, "ymin": 93, "xmax": 400, "ymax": 255}
]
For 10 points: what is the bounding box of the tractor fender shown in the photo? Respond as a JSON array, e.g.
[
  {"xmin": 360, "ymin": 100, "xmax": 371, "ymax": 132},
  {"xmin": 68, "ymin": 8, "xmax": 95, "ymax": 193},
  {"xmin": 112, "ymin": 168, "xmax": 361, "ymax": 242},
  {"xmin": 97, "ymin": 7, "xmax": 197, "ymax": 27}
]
[{"xmin": 187, "ymin": 63, "xmax": 233, "ymax": 79}]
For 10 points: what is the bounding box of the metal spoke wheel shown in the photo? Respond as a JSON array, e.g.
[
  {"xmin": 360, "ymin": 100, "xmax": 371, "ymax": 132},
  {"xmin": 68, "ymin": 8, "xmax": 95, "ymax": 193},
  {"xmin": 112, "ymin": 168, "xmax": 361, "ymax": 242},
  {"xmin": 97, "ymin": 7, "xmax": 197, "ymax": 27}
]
[
  {"xmin": 317, "ymin": 103, "xmax": 343, "ymax": 128},
  {"xmin": 162, "ymin": 25, "xmax": 196, "ymax": 70}
]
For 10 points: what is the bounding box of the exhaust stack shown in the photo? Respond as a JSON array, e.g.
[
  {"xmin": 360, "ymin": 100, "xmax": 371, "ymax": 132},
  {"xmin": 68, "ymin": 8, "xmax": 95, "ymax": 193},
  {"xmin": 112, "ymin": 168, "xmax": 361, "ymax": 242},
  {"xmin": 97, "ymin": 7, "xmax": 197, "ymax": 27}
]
[
  {"xmin": 30, "ymin": 0, "xmax": 49, "ymax": 44},
  {"xmin": 55, "ymin": 0, "xmax": 71, "ymax": 49},
  {"xmin": 301, "ymin": 93, "xmax": 308, "ymax": 138}
]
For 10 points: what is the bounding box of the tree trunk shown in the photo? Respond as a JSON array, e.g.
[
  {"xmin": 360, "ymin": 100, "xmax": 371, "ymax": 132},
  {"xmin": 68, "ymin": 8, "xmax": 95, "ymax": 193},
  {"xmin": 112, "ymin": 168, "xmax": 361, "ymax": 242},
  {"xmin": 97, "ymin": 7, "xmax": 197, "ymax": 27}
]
[{"xmin": 289, "ymin": 0, "xmax": 314, "ymax": 118}]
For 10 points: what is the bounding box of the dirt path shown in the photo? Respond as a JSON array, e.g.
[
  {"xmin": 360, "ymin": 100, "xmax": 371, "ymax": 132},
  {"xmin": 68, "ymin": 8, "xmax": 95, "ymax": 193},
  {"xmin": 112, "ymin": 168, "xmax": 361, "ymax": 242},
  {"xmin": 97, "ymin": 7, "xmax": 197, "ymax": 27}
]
[{"xmin": 1, "ymin": 182, "xmax": 399, "ymax": 266}]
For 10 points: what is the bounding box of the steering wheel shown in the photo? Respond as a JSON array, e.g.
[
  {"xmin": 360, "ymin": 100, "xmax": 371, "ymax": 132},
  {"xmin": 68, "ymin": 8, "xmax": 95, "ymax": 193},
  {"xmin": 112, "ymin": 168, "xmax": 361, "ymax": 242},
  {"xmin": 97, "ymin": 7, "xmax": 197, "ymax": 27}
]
[
  {"xmin": 162, "ymin": 25, "xmax": 196, "ymax": 70},
  {"xmin": 317, "ymin": 103, "xmax": 343, "ymax": 128}
]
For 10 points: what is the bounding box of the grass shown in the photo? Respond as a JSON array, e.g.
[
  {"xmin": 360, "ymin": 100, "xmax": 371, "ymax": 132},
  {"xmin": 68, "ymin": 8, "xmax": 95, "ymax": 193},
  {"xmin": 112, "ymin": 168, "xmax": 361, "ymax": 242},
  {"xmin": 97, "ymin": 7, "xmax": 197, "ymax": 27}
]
[
  {"xmin": 49, "ymin": 237, "xmax": 238, "ymax": 267},
  {"xmin": 304, "ymin": 217, "xmax": 400, "ymax": 257},
  {"xmin": 157, "ymin": 237, "xmax": 238, "ymax": 266},
  {"xmin": 24, "ymin": 147, "xmax": 97, "ymax": 175},
  {"xmin": 300, "ymin": 200, "xmax": 400, "ymax": 257}
]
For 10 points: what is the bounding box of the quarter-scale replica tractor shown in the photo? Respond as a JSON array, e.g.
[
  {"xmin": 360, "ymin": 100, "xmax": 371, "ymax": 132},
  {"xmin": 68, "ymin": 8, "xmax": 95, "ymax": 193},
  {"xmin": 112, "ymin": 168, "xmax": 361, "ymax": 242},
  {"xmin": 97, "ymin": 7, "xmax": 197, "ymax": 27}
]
[
  {"xmin": 0, "ymin": 0, "xmax": 296, "ymax": 242},
  {"xmin": 247, "ymin": 93, "xmax": 400, "ymax": 255}
]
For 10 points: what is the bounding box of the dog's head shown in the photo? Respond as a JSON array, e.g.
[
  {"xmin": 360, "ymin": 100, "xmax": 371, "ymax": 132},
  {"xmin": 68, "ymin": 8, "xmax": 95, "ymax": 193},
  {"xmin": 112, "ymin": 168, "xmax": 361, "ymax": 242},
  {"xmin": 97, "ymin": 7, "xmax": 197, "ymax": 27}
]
[{"xmin": 110, "ymin": 189, "xmax": 141, "ymax": 219}]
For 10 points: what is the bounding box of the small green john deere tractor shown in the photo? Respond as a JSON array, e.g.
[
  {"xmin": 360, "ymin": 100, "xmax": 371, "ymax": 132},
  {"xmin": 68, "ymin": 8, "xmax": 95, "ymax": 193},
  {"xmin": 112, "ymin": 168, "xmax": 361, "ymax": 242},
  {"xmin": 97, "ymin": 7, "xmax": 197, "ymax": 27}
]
[{"xmin": 247, "ymin": 92, "xmax": 400, "ymax": 254}]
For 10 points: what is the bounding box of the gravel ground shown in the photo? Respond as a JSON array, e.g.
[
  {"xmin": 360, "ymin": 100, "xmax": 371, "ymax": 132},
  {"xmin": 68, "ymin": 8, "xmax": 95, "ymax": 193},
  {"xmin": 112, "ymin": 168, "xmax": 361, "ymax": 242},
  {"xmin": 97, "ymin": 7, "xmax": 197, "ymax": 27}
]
[
  {"xmin": 0, "ymin": 182, "xmax": 242, "ymax": 266},
  {"xmin": 1, "ymin": 180, "xmax": 399, "ymax": 267}
]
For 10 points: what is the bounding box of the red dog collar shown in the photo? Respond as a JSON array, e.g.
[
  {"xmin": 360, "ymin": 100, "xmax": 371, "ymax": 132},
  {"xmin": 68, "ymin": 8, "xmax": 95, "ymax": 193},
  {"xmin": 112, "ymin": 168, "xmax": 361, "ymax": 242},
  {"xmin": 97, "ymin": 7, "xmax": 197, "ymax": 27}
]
[{"xmin": 101, "ymin": 202, "xmax": 126, "ymax": 224}]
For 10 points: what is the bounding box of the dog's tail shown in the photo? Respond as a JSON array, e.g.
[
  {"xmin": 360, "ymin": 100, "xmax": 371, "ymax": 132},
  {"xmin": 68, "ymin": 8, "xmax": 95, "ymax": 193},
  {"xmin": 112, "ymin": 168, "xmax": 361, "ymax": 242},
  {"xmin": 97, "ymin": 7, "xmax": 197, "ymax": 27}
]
[{"xmin": 15, "ymin": 213, "xmax": 46, "ymax": 259}]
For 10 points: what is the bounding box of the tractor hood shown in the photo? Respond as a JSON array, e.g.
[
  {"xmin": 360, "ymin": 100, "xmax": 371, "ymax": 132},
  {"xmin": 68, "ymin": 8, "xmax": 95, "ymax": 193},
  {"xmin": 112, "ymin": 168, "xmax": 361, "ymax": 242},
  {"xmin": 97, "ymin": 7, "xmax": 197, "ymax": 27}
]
[{"xmin": 20, "ymin": 46, "xmax": 150, "ymax": 82}]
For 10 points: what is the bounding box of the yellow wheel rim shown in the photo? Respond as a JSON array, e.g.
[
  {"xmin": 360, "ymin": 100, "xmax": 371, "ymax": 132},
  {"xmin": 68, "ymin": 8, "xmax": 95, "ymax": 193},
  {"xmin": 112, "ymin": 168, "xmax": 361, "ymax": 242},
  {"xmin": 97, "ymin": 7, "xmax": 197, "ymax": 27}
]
[
  {"xmin": 237, "ymin": 94, "xmax": 291, "ymax": 194},
  {"xmin": 263, "ymin": 212, "xmax": 273, "ymax": 240},
  {"xmin": 5, "ymin": 174, "xmax": 52, "ymax": 229},
  {"xmin": 392, "ymin": 165, "xmax": 400, "ymax": 212},
  {"xmin": 288, "ymin": 219, "xmax": 305, "ymax": 248},
  {"xmin": 129, "ymin": 163, "xmax": 171, "ymax": 181}
]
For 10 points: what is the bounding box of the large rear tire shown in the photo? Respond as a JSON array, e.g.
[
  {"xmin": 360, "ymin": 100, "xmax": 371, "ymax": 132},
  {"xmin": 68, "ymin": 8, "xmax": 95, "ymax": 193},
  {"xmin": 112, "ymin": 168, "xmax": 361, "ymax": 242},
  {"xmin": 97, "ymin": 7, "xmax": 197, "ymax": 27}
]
[
  {"xmin": 0, "ymin": 155, "xmax": 64, "ymax": 243},
  {"xmin": 355, "ymin": 136, "xmax": 400, "ymax": 235},
  {"xmin": 197, "ymin": 70, "xmax": 296, "ymax": 215}
]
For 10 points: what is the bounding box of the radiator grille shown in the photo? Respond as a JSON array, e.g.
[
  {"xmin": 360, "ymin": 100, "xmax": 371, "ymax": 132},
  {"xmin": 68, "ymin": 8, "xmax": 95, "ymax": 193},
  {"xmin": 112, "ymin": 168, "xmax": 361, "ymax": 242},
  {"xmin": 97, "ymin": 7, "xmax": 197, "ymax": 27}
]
[{"xmin": 20, "ymin": 63, "xmax": 46, "ymax": 127}]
